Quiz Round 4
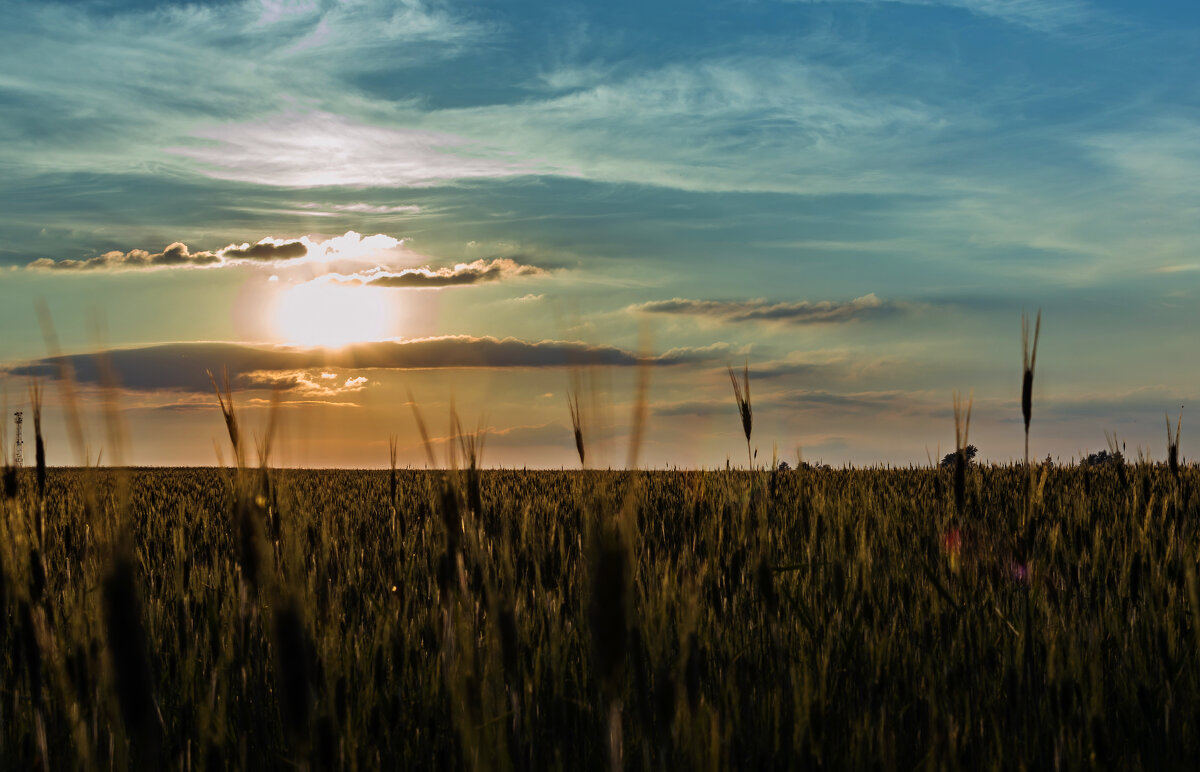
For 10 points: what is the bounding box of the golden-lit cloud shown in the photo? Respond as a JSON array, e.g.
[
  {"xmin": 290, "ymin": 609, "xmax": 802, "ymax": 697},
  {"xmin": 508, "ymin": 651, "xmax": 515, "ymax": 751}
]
[
  {"xmin": 26, "ymin": 242, "xmax": 224, "ymax": 271},
  {"xmin": 238, "ymin": 370, "xmax": 371, "ymax": 396},
  {"xmin": 331, "ymin": 257, "xmax": 548, "ymax": 288}
]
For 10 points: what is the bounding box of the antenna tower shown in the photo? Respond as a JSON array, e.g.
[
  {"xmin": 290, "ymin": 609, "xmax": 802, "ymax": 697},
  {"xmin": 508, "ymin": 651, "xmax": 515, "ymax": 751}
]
[{"xmin": 13, "ymin": 411, "xmax": 23, "ymax": 468}]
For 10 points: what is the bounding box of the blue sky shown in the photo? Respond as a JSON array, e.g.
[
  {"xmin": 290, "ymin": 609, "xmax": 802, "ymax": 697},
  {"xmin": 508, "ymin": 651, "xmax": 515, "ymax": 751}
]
[{"xmin": 1, "ymin": 0, "xmax": 1197, "ymax": 467}]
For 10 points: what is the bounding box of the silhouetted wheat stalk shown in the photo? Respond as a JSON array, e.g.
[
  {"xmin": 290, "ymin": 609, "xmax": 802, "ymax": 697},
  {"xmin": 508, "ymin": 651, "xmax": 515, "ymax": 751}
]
[
  {"xmin": 1167, "ymin": 410, "xmax": 1183, "ymax": 515},
  {"xmin": 272, "ymin": 597, "xmax": 314, "ymax": 747},
  {"xmin": 953, "ymin": 390, "xmax": 972, "ymax": 518},
  {"xmin": 568, "ymin": 389, "xmax": 585, "ymax": 468},
  {"xmin": 626, "ymin": 329, "xmax": 653, "ymax": 472},
  {"xmin": 1019, "ymin": 310, "xmax": 1042, "ymax": 537},
  {"xmin": 208, "ymin": 369, "xmax": 266, "ymax": 598},
  {"xmin": 407, "ymin": 388, "xmax": 437, "ymax": 469},
  {"xmin": 590, "ymin": 494, "xmax": 631, "ymax": 772},
  {"xmin": 1167, "ymin": 410, "xmax": 1182, "ymax": 479},
  {"xmin": 208, "ymin": 368, "xmax": 243, "ymax": 468},
  {"xmin": 728, "ymin": 362, "xmax": 753, "ymax": 469},
  {"xmin": 27, "ymin": 380, "xmax": 45, "ymax": 501},
  {"xmin": 1021, "ymin": 310, "xmax": 1041, "ymax": 467},
  {"xmin": 389, "ymin": 434, "xmax": 399, "ymax": 533},
  {"xmin": 1, "ymin": 391, "xmax": 15, "ymax": 500},
  {"xmin": 453, "ymin": 410, "xmax": 486, "ymax": 520},
  {"xmin": 103, "ymin": 547, "xmax": 162, "ymax": 762}
]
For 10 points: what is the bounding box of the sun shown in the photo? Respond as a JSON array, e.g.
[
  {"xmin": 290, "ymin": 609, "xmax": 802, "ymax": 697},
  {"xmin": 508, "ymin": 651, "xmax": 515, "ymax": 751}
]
[{"xmin": 274, "ymin": 281, "xmax": 392, "ymax": 347}]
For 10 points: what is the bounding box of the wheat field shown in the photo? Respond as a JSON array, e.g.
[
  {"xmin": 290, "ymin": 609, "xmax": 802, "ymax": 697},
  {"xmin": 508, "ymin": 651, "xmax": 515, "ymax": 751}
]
[{"xmin": 1, "ymin": 454, "xmax": 1198, "ymax": 769}]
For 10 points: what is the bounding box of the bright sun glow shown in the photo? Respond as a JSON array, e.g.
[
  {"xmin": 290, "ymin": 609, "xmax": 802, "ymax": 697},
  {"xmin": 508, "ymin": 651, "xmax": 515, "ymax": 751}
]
[{"xmin": 275, "ymin": 282, "xmax": 392, "ymax": 347}]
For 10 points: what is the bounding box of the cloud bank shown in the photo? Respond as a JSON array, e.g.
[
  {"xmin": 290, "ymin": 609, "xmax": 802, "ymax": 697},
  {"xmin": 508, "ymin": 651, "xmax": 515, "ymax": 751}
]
[
  {"xmin": 26, "ymin": 231, "xmax": 399, "ymax": 272},
  {"xmin": 335, "ymin": 258, "xmax": 547, "ymax": 288},
  {"xmin": 8, "ymin": 337, "xmax": 726, "ymax": 393},
  {"xmin": 27, "ymin": 242, "xmax": 225, "ymax": 272},
  {"xmin": 633, "ymin": 293, "xmax": 895, "ymax": 324}
]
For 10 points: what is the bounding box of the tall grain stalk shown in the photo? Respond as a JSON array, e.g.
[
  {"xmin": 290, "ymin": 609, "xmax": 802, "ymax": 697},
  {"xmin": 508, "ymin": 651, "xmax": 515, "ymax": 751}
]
[
  {"xmin": 728, "ymin": 362, "xmax": 753, "ymax": 470},
  {"xmin": 1021, "ymin": 310, "xmax": 1041, "ymax": 467},
  {"xmin": 28, "ymin": 380, "xmax": 45, "ymax": 505},
  {"xmin": 1167, "ymin": 411, "xmax": 1183, "ymax": 514},
  {"xmin": 208, "ymin": 368, "xmax": 243, "ymax": 469},
  {"xmin": 1167, "ymin": 410, "xmax": 1182, "ymax": 479},
  {"xmin": 626, "ymin": 328, "xmax": 653, "ymax": 472},
  {"xmin": 103, "ymin": 549, "xmax": 161, "ymax": 761},
  {"xmin": 388, "ymin": 434, "xmax": 398, "ymax": 530},
  {"xmin": 953, "ymin": 391, "xmax": 973, "ymax": 518},
  {"xmin": 568, "ymin": 389, "xmax": 586, "ymax": 469},
  {"xmin": 1, "ymin": 391, "xmax": 14, "ymax": 500},
  {"xmin": 589, "ymin": 527, "xmax": 629, "ymax": 772},
  {"xmin": 208, "ymin": 369, "xmax": 264, "ymax": 598}
]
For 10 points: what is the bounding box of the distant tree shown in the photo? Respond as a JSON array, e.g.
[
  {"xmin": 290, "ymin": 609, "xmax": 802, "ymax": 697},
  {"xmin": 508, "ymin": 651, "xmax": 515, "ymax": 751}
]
[
  {"xmin": 1084, "ymin": 449, "xmax": 1123, "ymax": 467},
  {"xmin": 777, "ymin": 461, "xmax": 790, "ymax": 471},
  {"xmin": 941, "ymin": 444, "xmax": 978, "ymax": 468}
]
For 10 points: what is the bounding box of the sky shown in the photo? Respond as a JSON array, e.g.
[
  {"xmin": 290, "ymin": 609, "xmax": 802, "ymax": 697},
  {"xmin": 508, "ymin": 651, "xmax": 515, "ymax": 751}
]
[{"xmin": 1, "ymin": 0, "xmax": 1198, "ymax": 468}]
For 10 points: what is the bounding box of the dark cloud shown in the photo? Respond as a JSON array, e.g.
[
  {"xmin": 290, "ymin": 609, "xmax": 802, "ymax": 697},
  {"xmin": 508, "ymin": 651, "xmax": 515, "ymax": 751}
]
[
  {"xmin": 632, "ymin": 293, "xmax": 896, "ymax": 324},
  {"xmin": 752, "ymin": 361, "xmax": 824, "ymax": 379},
  {"xmin": 1002, "ymin": 391, "xmax": 1192, "ymax": 424},
  {"xmin": 654, "ymin": 400, "xmax": 730, "ymax": 418},
  {"xmin": 219, "ymin": 240, "xmax": 307, "ymax": 261},
  {"xmin": 7, "ymin": 336, "xmax": 722, "ymax": 393},
  {"xmin": 352, "ymin": 258, "xmax": 546, "ymax": 288},
  {"xmin": 654, "ymin": 389, "xmax": 918, "ymax": 418},
  {"xmin": 774, "ymin": 390, "xmax": 910, "ymax": 410}
]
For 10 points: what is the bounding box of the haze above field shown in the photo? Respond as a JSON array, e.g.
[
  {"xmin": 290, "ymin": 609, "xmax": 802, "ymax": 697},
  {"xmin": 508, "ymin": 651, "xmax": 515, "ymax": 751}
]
[{"xmin": 1, "ymin": 0, "xmax": 1197, "ymax": 468}]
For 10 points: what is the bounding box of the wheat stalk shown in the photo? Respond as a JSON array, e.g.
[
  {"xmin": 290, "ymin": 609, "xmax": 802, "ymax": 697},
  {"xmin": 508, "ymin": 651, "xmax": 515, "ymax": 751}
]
[
  {"xmin": 1021, "ymin": 309, "xmax": 1041, "ymax": 467},
  {"xmin": 953, "ymin": 390, "xmax": 973, "ymax": 517},
  {"xmin": 728, "ymin": 362, "xmax": 753, "ymax": 470},
  {"xmin": 567, "ymin": 389, "xmax": 586, "ymax": 469},
  {"xmin": 1166, "ymin": 409, "xmax": 1182, "ymax": 479}
]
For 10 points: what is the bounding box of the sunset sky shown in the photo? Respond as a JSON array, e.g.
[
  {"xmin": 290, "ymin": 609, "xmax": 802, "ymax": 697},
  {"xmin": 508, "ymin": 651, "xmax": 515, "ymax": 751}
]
[{"xmin": 2, "ymin": 0, "xmax": 1198, "ymax": 468}]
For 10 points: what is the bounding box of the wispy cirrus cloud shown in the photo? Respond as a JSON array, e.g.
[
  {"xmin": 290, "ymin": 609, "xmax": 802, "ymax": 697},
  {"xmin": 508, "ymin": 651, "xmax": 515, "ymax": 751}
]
[
  {"xmin": 427, "ymin": 57, "xmax": 947, "ymax": 195},
  {"xmin": 299, "ymin": 203, "xmax": 423, "ymax": 215},
  {"xmin": 331, "ymin": 257, "xmax": 548, "ymax": 288},
  {"xmin": 787, "ymin": 0, "xmax": 1093, "ymax": 32},
  {"xmin": 632, "ymin": 293, "xmax": 896, "ymax": 325},
  {"xmin": 143, "ymin": 54, "xmax": 953, "ymax": 196},
  {"xmin": 172, "ymin": 111, "xmax": 562, "ymax": 188},
  {"xmin": 0, "ymin": 0, "xmax": 493, "ymax": 184}
]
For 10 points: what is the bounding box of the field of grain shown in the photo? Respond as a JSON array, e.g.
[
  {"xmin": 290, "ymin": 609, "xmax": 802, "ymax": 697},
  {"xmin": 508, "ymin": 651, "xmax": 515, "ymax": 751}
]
[{"xmin": 2, "ymin": 459, "xmax": 1199, "ymax": 769}]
